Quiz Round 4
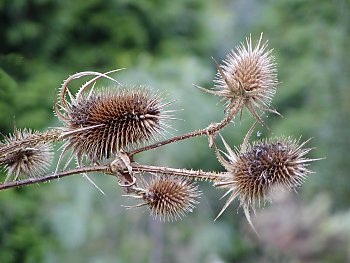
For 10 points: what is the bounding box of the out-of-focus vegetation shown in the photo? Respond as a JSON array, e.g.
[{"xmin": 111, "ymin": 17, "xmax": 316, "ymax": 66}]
[{"xmin": 0, "ymin": 0, "xmax": 349, "ymax": 262}]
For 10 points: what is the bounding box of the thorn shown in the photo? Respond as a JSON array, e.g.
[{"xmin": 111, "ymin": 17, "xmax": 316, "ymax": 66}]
[{"xmin": 82, "ymin": 173, "xmax": 105, "ymax": 195}]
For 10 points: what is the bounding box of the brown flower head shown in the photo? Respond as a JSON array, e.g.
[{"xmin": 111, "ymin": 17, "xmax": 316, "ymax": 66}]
[
  {"xmin": 197, "ymin": 33, "xmax": 278, "ymax": 127},
  {"xmin": 55, "ymin": 71, "xmax": 174, "ymax": 164},
  {"xmin": 214, "ymin": 135, "xmax": 319, "ymax": 231},
  {"xmin": 0, "ymin": 128, "xmax": 54, "ymax": 182},
  {"xmin": 127, "ymin": 177, "xmax": 201, "ymax": 221}
]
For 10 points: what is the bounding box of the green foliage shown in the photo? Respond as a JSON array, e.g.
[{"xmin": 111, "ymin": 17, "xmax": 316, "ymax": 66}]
[
  {"xmin": 0, "ymin": 188, "xmax": 56, "ymax": 263},
  {"xmin": 0, "ymin": 68, "xmax": 17, "ymax": 134}
]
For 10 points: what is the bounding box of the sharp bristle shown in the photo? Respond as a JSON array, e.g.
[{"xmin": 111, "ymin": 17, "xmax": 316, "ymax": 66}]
[
  {"xmin": 0, "ymin": 129, "xmax": 54, "ymax": 182},
  {"xmin": 144, "ymin": 177, "xmax": 201, "ymax": 221},
  {"xmin": 56, "ymin": 86, "xmax": 176, "ymax": 162},
  {"xmin": 214, "ymin": 135, "xmax": 320, "ymax": 230},
  {"xmin": 203, "ymin": 33, "xmax": 279, "ymax": 126}
]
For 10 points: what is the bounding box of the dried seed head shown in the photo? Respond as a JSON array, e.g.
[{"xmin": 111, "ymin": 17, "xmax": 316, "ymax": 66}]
[
  {"xmin": 214, "ymin": 136, "xmax": 319, "ymax": 230},
  {"xmin": 57, "ymin": 85, "xmax": 173, "ymax": 162},
  {"xmin": 198, "ymin": 33, "xmax": 278, "ymax": 127},
  {"xmin": 0, "ymin": 129, "xmax": 54, "ymax": 182},
  {"xmin": 132, "ymin": 177, "xmax": 201, "ymax": 221}
]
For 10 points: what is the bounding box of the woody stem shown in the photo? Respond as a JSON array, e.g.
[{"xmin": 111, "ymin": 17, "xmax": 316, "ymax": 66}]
[
  {"xmin": 0, "ymin": 165, "xmax": 110, "ymax": 191},
  {"xmin": 131, "ymin": 163, "xmax": 222, "ymax": 182}
]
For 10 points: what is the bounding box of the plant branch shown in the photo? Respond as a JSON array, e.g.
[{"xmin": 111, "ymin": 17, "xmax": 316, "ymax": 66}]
[
  {"xmin": 131, "ymin": 163, "xmax": 223, "ymax": 182},
  {"xmin": 128, "ymin": 100, "xmax": 242, "ymax": 156},
  {"xmin": 0, "ymin": 165, "xmax": 110, "ymax": 191},
  {"xmin": 0, "ymin": 129, "xmax": 62, "ymax": 157}
]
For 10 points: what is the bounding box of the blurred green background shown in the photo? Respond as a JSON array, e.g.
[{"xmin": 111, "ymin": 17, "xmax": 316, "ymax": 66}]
[{"xmin": 1, "ymin": 0, "xmax": 349, "ymax": 262}]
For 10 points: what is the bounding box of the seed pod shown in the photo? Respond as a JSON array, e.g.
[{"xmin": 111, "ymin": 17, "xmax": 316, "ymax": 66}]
[
  {"xmin": 56, "ymin": 81, "xmax": 174, "ymax": 162},
  {"xmin": 214, "ymin": 136, "xmax": 319, "ymax": 230},
  {"xmin": 197, "ymin": 33, "xmax": 278, "ymax": 127},
  {"xmin": 129, "ymin": 177, "xmax": 201, "ymax": 221},
  {"xmin": 0, "ymin": 129, "xmax": 54, "ymax": 182}
]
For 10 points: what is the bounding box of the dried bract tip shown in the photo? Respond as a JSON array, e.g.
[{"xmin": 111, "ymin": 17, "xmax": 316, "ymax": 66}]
[
  {"xmin": 214, "ymin": 136, "xmax": 319, "ymax": 230},
  {"xmin": 199, "ymin": 33, "xmax": 278, "ymax": 127},
  {"xmin": 56, "ymin": 77, "xmax": 174, "ymax": 162},
  {"xmin": 129, "ymin": 177, "xmax": 201, "ymax": 221},
  {"xmin": 0, "ymin": 129, "xmax": 54, "ymax": 182}
]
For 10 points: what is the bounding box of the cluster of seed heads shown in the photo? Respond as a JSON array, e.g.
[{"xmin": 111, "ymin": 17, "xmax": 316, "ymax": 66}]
[{"xmin": 0, "ymin": 33, "xmax": 320, "ymax": 228}]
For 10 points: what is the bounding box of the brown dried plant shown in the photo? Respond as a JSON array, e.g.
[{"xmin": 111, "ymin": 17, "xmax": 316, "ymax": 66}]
[
  {"xmin": 55, "ymin": 70, "xmax": 175, "ymax": 166},
  {"xmin": 214, "ymin": 131, "xmax": 320, "ymax": 232},
  {"xmin": 0, "ymin": 33, "xmax": 321, "ymax": 232},
  {"xmin": 195, "ymin": 33, "xmax": 279, "ymax": 128},
  {"xmin": 57, "ymin": 86, "xmax": 173, "ymax": 163},
  {"xmin": 124, "ymin": 176, "xmax": 201, "ymax": 221},
  {"xmin": 0, "ymin": 128, "xmax": 58, "ymax": 182}
]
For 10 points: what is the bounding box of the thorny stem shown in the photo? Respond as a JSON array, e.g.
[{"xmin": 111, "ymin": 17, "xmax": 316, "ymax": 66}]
[
  {"xmin": 132, "ymin": 163, "xmax": 222, "ymax": 182},
  {"xmin": 0, "ymin": 165, "xmax": 110, "ymax": 191},
  {"xmin": 128, "ymin": 100, "xmax": 242, "ymax": 157},
  {"xmin": 0, "ymin": 160, "xmax": 222, "ymax": 191},
  {"xmin": 0, "ymin": 129, "xmax": 62, "ymax": 157},
  {"xmin": 0, "ymin": 99, "xmax": 241, "ymax": 191}
]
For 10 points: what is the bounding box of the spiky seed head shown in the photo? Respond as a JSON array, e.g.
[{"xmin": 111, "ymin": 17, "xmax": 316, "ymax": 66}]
[
  {"xmin": 214, "ymin": 136, "xmax": 319, "ymax": 230},
  {"xmin": 200, "ymin": 33, "xmax": 278, "ymax": 126},
  {"xmin": 141, "ymin": 177, "xmax": 201, "ymax": 221},
  {"xmin": 57, "ymin": 87, "xmax": 172, "ymax": 162},
  {"xmin": 0, "ymin": 129, "xmax": 54, "ymax": 182}
]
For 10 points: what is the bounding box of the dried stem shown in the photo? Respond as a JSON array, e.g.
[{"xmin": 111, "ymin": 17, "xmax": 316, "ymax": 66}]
[
  {"xmin": 128, "ymin": 100, "xmax": 242, "ymax": 156},
  {"xmin": 0, "ymin": 165, "xmax": 110, "ymax": 191},
  {"xmin": 132, "ymin": 163, "xmax": 222, "ymax": 182},
  {"xmin": 0, "ymin": 129, "xmax": 62, "ymax": 157}
]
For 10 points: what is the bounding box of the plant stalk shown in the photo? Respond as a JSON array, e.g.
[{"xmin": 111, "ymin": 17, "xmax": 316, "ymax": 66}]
[
  {"xmin": 0, "ymin": 165, "xmax": 110, "ymax": 191},
  {"xmin": 132, "ymin": 163, "xmax": 222, "ymax": 182}
]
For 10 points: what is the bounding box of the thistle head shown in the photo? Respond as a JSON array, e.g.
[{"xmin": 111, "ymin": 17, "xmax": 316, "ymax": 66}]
[
  {"xmin": 198, "ymin": 33, "xmax": 278, "ymax": 127},
  {"xmin": 127, "ymin": 177, "xmax": 201, "ymax": 221},
  {"xmin": 0, "ymin": 128, "xmax": 54, "ymax": 182},
  {"xmin": 214, "ymin": 135, "xmax": 319, "ymax": 231},
  {"xmin": 55, "ymin": 71, "xmax": 174, "ymax": 163}
]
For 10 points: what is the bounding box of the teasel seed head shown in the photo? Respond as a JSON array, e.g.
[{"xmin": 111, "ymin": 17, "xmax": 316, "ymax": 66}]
[
  {"xmin": 0, "ymin": 128, "xmax": 54, "ymax": 182},
  {"xmin": 214, "ymin": 135, "xmax": 320, "ymax": 231},
  {"xmin": 127, "ymin": 177, "xmax": 201, "ymax": 221},
  {"xmin": 56, "ymin": 82, "xmax": 174, "ymax": 163},
  {"xmin": 197, "ymin": 33, "xmax": 278, "ymax": 127}
]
